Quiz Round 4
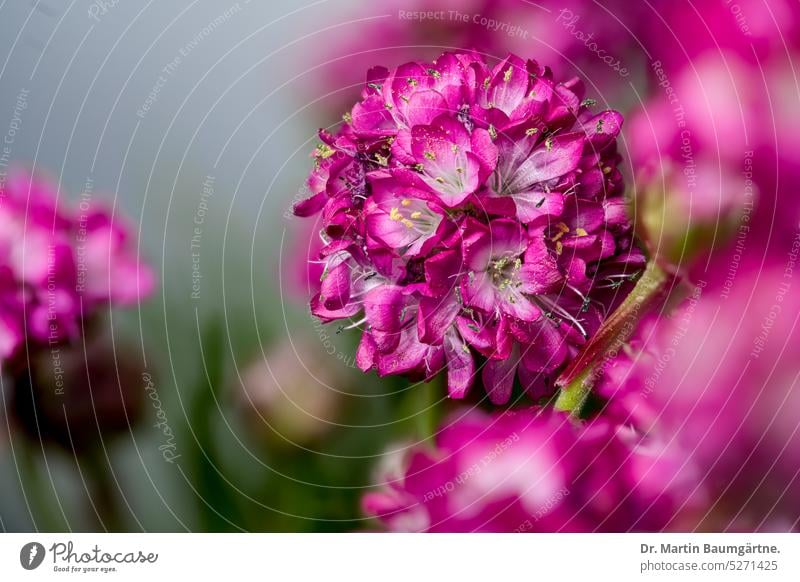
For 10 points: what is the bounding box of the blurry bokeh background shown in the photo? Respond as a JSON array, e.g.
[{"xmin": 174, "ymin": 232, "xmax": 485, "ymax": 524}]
[{"xmin": 0, "ymin": 0, "xmax": 798, "ymax": 531}]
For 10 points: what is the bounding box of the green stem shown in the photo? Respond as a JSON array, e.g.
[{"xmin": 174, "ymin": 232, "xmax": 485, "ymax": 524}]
[
  {"xmin": 554, "ymin": 261, "xmax": 681, "ymax": 416},
  {"xmin": 79, "ymin": 448, "xmax": 125, "ymax": 532},
  {"xmin": 553, "ymin": 367, "xmax": 593, "ymax": 416},
  {"xmin": 17, "ymin": 441, "xmax": 65, "ymax": 532},
  {"xmin": 414, "ymin": 377, "xmax": 443, "ymax": 442}
]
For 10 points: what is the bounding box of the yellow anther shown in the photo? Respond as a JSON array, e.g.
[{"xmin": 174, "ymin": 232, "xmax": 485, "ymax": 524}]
[
  {"xmin": 555, "ymin": 241, "xmax": 564, "ymax": 255},
  {"xmin": 410, "ymin": 211, "xmax": 422, "ymax": 219},
  {"xmin": 503, "ymin": 67, "xmax": 513, "ymax": 82},
  {"xmin": 389, "ymin": 207, "xmax": 402, "ymax": 221},
  {"xmin": 575, "ymin": 228, "xmax": 588, "ymax": 237},
  {"xmin": 551, "ymin": 223, "xmax": 570, "ymax": 243},
  {"xmin": 400, "ymin": 199, "xmax": 412, "ymax": 207},
  {"xmin": 316, "ymin": 144, "xmax": 335, "ymax": 159}
]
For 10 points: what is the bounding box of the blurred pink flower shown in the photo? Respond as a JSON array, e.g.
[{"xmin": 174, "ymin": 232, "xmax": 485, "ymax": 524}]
[
  {"xmin": 642, "ymin": 0, "xmax": 800, "ymax": 74},
  {"xmin": 237, "ymin": 336, "xmax": 348, "ymax": 446},
  {"xmin": 630, "ymin": 157, "xmax": 751, "ymax": 269},
  {"xmin": 593, "ymin": 267, "xmax": 800, "ymax": 530},
  {"xmin": 363, "ymin": 407, "xmax": 701, "ymax": 532},
  {"xmin": 0, "ymin": 169, "xmax": 154, "ymax": 372}
]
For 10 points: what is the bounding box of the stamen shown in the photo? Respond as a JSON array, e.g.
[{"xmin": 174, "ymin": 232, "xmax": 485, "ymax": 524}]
[{"xmin": 535, "ymin": 295, "xmax": 588, "ymax": 338}]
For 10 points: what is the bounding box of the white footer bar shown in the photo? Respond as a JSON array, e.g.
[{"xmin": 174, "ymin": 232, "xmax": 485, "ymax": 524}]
[{"xmin": 1, "ymin": 533, "xmax": 798, "ymax": 581}]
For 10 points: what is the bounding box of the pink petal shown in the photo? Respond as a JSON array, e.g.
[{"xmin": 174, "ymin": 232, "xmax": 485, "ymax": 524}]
[
  {"xmin": 482, "ymin": 348, "xmax": 519, "ymax": 405},
  {"xmin": 444, "ymin": 328, "xmax": 475, "ymax": 399},
  {"xmin": 506, "ymin": 133, "xmax": 585, "ymax": 192}
]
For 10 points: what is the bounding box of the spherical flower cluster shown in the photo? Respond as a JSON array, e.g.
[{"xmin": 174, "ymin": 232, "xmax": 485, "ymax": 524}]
[
  {"xmin": 294, "ymin": 50, "xmax": 643, "ymax": 403},
  {"xmin": 363, "ymin": 408, "xmax": 701, "ymax": 532},
  {"xmin": 0, "ymin": 170, "xmax": 154, "ymax": 371}
]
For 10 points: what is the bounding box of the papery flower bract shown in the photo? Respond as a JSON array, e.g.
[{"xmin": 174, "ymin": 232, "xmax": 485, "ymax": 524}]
[
  {"xmin": 363, "ymin": 408, "xmax": 701, "ymax": 532},
  {"xmin": 294, "ymin": 50, "xmax": 642, "ymax": 404}
]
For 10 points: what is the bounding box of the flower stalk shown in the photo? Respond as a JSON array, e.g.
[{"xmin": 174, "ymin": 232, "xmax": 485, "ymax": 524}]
[{"xmin": 554, "ymin": 260, "xmax": 682, "ymax": 416}]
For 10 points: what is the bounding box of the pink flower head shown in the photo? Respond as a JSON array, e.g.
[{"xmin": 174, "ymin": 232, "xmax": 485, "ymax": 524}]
[
  {"xmin": 0, "ymin": 169, "xmax": 154, "ymax": 371},
  {"xmin": 363, "ymin": 408, "xmax": 701, "ymax": 532},
  {"xmin": 293, "ymin": 51, "xmax": 642, "ymax": 404}
]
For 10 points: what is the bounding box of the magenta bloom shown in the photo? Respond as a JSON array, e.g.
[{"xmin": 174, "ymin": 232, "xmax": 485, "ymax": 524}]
[
  {"xmin": 294, "ymin": 50, "xmax": 642, "ymax": 403},
  {"xmin": 593, "ymin": 268, "xmax": 800, "ymax": 530},
  {"xmin": 0, "ymin": 169, "xmax": 154, "ymax": 371},
  {"xmin": 363, "ymin": 408, "xmax": 700, "ymax": 532}
]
